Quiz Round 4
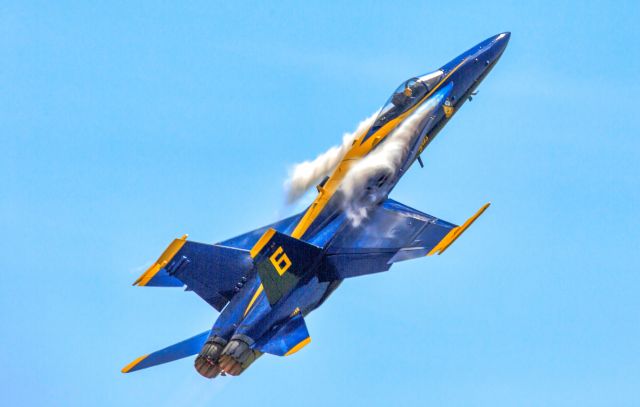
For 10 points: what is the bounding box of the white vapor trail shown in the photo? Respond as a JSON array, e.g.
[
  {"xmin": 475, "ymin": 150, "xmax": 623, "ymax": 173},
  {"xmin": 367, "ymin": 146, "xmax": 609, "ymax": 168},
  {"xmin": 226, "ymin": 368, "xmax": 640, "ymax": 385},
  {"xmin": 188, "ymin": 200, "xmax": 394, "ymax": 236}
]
[
  {"xmin": 284, "ymin": 112, "xmax": 378, "ymax": 203},
  {"xmin": 339, "ymin": 94, "xmax": 446, "ymax": 226}
]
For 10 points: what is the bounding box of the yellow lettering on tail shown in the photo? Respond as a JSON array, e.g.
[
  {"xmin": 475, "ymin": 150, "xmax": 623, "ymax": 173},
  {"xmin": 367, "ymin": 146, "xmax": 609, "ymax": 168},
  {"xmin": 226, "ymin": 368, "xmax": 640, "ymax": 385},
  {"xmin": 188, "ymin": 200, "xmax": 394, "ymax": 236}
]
[{"xmin": 269, "ymin": 247, "xmax": 292, "ymax": 276}]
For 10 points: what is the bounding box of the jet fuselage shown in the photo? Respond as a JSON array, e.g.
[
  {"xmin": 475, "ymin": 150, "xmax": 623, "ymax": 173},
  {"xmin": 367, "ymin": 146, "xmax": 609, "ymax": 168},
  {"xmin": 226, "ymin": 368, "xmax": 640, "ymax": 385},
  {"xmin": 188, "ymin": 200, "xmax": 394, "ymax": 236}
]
[
  {"xmin": 122, "ymin": 32, "xmax": 510, "ymax": 379},
  {"xmin": 208, "ymin": 32, "xmax": 511, "ymax": 374}
]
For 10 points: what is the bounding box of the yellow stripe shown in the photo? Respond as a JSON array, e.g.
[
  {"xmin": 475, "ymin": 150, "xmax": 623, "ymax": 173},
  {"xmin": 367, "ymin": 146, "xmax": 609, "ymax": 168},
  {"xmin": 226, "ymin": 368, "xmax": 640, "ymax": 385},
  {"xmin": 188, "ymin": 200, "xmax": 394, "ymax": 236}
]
[
  {"xmin": 243, "ymin": 229, "xmax": 277, "ymax": 316},
  {"xmin": 133, "ymin": 234, "xmax": 188, "ymax": 286},
  {"xmin": 121, "ymin": 354, "xmax": 149, "ymax": 373},
  {"xmin": 284, "ymin": 337, "xmax": 311, "ymax": 356},
  {"xmin": 427, "ymin": 202, "xmax": 490, "ymax": 256},
  {"xmin": 291, "ymin": 60, "xmax": 468, "ymax": 239},
  {"xmin": 243, "ymin": 284, "xmax": 264, "ymax": 317},
  {"xmin": 250, "ymin": 228, "xmax": 276, "ymax": 258}
]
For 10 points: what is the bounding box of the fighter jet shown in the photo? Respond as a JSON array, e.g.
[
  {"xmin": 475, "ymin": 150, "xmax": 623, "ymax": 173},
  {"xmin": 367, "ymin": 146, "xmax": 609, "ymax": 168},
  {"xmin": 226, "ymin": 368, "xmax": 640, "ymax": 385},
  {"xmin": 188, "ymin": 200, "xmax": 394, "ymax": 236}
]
[{"xmin": 122, "ymin": 32, "xmax": 510, "ymax": 378}]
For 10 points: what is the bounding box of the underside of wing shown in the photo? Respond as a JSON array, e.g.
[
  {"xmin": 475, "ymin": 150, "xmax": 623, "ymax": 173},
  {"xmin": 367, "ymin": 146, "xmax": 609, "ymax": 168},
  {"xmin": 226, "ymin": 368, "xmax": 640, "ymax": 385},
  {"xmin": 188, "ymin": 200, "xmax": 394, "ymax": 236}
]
[
  {"xmin": 131, "ymin": 211, "xmax": 309, "ymax": 311},
  {"xmin": 133, "ymin": 237, "xmax": 254, "ymax": 311},
  {"xmin": 321, "ymin": 199, "xmax": 489, "ymax": 280}
]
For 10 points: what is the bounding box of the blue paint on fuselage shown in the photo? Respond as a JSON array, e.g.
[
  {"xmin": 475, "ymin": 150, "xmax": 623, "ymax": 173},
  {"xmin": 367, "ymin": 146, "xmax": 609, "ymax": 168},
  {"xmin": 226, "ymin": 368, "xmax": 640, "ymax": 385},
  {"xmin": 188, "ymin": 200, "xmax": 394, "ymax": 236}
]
[
  {"xmin": 296, "ymin": 32, "xmax": 510, "ymax": 243},
  {"xmin": 211, "ymin": 32, "xmax": 510, "ymax": 348}
]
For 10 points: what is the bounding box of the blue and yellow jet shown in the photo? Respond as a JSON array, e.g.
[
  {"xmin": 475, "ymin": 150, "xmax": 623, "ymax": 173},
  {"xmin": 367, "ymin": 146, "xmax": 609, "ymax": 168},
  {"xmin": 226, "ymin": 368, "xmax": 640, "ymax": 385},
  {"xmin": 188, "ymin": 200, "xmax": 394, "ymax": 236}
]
[{"xmin": 123, "ymin": 32, "xmax": 510, "ymax": 378}]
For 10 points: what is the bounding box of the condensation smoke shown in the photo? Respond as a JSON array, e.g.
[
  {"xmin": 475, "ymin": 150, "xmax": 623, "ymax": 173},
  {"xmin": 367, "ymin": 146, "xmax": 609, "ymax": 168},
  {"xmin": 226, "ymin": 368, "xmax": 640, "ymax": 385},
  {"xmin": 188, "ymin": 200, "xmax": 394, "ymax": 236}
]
[
  {"xmin": 340, "ymin": 96, "xmax": 444, "ymax": 226},
  {"xmin": 284, "ymin": 112, "xmax": 378, "ymax": 204}
]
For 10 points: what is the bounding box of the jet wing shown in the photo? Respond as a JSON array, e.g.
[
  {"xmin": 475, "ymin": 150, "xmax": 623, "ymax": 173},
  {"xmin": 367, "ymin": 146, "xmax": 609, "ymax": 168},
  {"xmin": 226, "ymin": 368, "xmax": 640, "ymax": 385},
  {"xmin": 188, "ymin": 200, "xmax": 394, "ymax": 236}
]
[
  {"xmin": 131, "ymin": 212, "xmax": 308, "ymax": 311},
  {"xmin": 133, "ymin": 237, "xmax": 254, "ymax": 311},
  {"xmin": 321, "ymin": 199, "xmax": 489, "ymax": 280}
]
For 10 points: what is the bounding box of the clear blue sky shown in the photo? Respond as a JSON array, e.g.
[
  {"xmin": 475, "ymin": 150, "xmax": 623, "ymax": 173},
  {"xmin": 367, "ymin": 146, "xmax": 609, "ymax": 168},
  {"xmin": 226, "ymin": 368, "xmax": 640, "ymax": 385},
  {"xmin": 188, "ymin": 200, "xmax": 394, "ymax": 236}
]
[{"xmin": 2, "ymin": 1, "xmax": 639, "ymax": 406}]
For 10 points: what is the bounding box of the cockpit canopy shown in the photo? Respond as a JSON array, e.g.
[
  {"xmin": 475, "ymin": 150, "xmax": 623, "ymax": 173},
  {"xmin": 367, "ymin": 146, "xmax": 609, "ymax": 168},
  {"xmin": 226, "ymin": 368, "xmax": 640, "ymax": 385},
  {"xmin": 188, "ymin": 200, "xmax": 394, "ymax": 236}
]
[{"xmin": 366, "ymin": 70, "xmax": 445, "ymax": 138}]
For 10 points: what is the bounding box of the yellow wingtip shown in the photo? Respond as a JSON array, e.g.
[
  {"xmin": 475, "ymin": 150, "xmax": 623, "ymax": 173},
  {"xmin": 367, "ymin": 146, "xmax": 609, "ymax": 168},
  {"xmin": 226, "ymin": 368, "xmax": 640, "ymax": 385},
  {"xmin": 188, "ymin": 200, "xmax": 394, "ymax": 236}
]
[
  {"xmin": 132, "ymin": 234, "xmax": 188, "ymax": 286},
  {"xmin": 427, "ymin": 202, "xmax": 491, "ymax": 256},
  {"xmin": 121, "ymin": 354, "xmax": 149, "ymax": 374}
]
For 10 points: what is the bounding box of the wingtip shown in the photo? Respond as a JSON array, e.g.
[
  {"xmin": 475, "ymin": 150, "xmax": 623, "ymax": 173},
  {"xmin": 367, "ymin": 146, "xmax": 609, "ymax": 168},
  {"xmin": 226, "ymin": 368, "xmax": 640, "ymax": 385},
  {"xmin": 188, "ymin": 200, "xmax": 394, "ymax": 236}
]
[
  {"xmin": 427, "ymin": 201, "xmax": 491, "ymax": 256},
  {"xmin": 131, "ymin": 234, "xmax": 189, "ymax": 287},
  {"xmin": 132, "ymin": 264, "xmax": 160, "ymax": 287}
]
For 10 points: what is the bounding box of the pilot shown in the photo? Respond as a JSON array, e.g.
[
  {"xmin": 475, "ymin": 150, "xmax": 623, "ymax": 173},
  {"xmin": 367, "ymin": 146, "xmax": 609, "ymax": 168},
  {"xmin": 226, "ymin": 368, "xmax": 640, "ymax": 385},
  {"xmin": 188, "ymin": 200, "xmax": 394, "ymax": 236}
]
[{"xmin": 391, "ymin": 84, "xmax": 413, "ymax": 107}]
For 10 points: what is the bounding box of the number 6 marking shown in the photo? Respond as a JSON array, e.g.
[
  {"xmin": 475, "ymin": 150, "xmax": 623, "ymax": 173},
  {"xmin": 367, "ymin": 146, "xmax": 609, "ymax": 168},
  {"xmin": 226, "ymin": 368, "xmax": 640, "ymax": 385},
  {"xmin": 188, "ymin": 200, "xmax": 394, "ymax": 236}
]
[{"xmin": 269, "ymin": 246, "xmax": 292, "ymax": 276}]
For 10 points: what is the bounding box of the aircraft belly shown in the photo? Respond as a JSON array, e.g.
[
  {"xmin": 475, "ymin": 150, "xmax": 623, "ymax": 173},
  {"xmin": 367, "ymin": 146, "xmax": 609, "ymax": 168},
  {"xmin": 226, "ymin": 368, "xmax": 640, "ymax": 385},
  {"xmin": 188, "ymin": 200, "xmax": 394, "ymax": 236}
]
[
  {"xmin": 235, "ymin": 275, "xmax": 333, "ymax": 343},
  {"xmin": 210, "ymin": 274, "xmax": 262, "ymax": 338}
]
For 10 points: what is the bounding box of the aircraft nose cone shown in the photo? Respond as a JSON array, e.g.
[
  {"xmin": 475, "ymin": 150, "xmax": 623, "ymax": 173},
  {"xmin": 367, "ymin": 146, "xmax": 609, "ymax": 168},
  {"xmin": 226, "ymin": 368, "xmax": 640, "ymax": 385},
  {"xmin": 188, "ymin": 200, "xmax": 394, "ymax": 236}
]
[
  {"xmin": 494, "ymin": 32, "xmax": 511, "ymax": 54},
  {"xmin": 478, "ymin": 32, "xmax": 510, "ymax": 66},
  {"xmin": 497, "ymin": 31, "xmax": 511, "ymax": 41}
]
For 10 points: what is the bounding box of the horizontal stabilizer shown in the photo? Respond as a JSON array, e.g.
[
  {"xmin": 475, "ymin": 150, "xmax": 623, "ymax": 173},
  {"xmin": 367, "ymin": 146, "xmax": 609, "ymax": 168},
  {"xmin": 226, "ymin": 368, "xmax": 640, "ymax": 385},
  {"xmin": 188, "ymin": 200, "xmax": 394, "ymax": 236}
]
[
  {"xmin": 255, "ymin": 312, "xmax": 311, "ymax": 356},
  {"xmin": 250, "ymin": 228, "xmax": 323, "ymax": 305},
  {"xmin": 121, "ymin": 330, "xmax": 210, "ymax": 373}
]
